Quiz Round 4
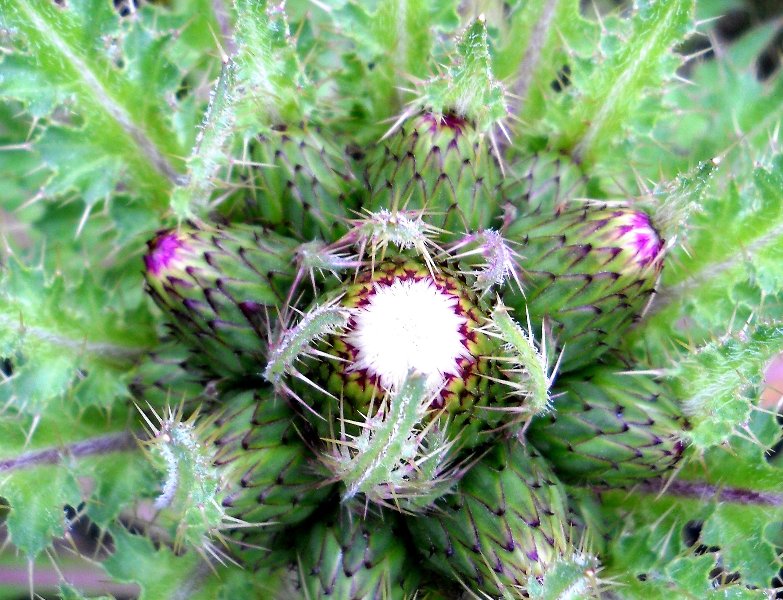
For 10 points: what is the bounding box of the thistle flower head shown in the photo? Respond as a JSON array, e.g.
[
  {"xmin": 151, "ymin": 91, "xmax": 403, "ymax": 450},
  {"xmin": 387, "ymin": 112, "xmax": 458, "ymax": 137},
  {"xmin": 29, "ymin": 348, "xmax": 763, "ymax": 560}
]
[
  {"xmin": 293, "ymin": 240, "xmax": 363, "ymax": 292},
  {"xmin": 325, "ymin": 259, "xmax": 493, "ymax": 408},
  {"xmin": 301, "ymin": 257, "xmax": 519, "ymax": 454}
]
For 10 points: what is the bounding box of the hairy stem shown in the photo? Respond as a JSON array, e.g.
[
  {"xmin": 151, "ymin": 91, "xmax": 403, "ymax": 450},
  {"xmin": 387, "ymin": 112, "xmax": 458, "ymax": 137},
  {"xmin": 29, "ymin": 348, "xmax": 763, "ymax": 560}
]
[
  {"xmin": 0, "ymin": 431, "xmax": 138, "ymax": 474},
  {"xmin": 595, "ymin": 478, "xmax": 783, "ymax": 507}
]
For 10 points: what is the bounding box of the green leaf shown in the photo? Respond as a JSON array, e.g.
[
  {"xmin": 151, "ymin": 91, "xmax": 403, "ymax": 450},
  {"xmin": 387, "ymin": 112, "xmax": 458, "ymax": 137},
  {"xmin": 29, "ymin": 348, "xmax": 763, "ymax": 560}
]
[
  {"xmin": 0, "ymin": 407, "xmax": 143, "ymax": 558},
  {"xmin": 492, "ymin": 0, "xmax": 599, "ymax": 131},
  {"xmin": 0, "ymin": 259, "xmax": 156, "ymax": 415},
  {"xmin": 333, "ymin": 0, "xmax": 457, "ymax": 79},
  {"xmin": 424, "ymin": 16, "xmax": 507, "ymax": 130},
  {"xmin": 86, "ymin": 452, "xmax": 157, "ymax": 528},
  {"xmin": 3, "ymin": 466, "xmax": 81, "ymax": 558},
  {"xmin": 329, "ymin": 0, "xmax": 460, "ymax": 129},
  {"xmin": 635, "ymin": 155, "xmax": 783, "ymax": 353},
  {"xmin": 639, "ymin": 19, "xmax": 783, "ymax": 178},
  {"xmin": 0, "ymin": 0, "xmax": 193, "ymax": 207},
  {"xmin": 672, "ymin": 324, "xmax": 783, "ymax": 449},
  {"xmin": 102, "ymin": 528, "xmax": 202, "ymax": 600},
  {"xmin": 553, "ymin": 0, "xmax": 694, "ymax": 165},
  {"xmin": 596, "ymin": 481, "xmax": 782, "ymax": 596},
  {"xmin": 233, "ymin": 0, "xmax": 312, "ymax": 124},
  {"xmin": 701, "ymin": 504, "xmax": 778, "ymax": 588}
]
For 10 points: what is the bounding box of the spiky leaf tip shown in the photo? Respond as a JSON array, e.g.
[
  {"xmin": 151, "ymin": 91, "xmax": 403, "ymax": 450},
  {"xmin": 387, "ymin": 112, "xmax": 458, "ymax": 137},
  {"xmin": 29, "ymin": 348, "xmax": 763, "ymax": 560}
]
[
  {"xmin": 421, "ymin": 15, "xmax": 508, "ymax": 133},
  {"xmin": 139, "ymin": 405, "xmax": 232, "ymax": 555},
  {"xmin": 295, "ymin": 240, "xmax": 363, "ymax": 290},
  {"xmin": 448, "ymin": 229, "xmax": 522, "ymax": 296},
  {"xmin": 481, "ymin": 302, "xmax": 557, "ymax": 417},
  {"xmin": 337, "ymin": 209, "xmax": 443, "ymax": 274},
  {"xmin": 321, "ymin": 371, "xmax": 457, "ymax": 511},
  {"xmin": 651, "ymin": 157, "xmax": 720, "ymax": 246}
]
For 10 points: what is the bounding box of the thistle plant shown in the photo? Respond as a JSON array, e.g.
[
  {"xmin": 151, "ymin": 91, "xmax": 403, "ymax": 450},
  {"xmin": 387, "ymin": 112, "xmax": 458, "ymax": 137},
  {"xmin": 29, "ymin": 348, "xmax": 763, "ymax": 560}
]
[{"xmin": 1, "ymin": 1, "xmax": 783, "ymax": 599}]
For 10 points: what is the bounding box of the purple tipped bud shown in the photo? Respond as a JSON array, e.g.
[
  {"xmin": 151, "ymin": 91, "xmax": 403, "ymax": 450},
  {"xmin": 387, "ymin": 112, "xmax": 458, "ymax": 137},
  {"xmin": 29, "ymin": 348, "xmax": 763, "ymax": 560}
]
[
  {"xmin": 506, "ymin": 203, "xmax": 667, "ymax": 372},
  {"xmin": 142, "ymin": 224, "xmax": 298, "ymax": 380},
  {"xmin": 608, "ymin": 209, "xmax": 665, "ymax": 270},
  {"xmin": 144, "ymin": 230, "xmax": 189, "ymax": 276}
]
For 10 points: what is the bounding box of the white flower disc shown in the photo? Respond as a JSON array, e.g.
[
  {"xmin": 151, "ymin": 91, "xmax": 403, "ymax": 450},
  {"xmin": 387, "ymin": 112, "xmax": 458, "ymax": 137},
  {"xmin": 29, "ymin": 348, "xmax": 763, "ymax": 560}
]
[{"xmin": 345, "ymin": 277, "xmax": 471, "ymax": 391}]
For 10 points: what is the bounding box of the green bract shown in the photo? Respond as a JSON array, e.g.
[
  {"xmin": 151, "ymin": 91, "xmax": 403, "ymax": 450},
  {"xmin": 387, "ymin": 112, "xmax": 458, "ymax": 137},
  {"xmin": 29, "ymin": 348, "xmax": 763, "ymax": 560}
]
[
  {"xmin": 408, "ymin": 438, "xmax": 596, "ymax": 598},
  {"xmin": 365, "ymin": 112, "xmax": 503, "ymax": 235},
  {"xmin": 527, "ymin": 366, "xmax": 686, "ymax": 485},
  {"xmin": 203, "ymin": 389, "xmax": 332, "ymax": 534}
]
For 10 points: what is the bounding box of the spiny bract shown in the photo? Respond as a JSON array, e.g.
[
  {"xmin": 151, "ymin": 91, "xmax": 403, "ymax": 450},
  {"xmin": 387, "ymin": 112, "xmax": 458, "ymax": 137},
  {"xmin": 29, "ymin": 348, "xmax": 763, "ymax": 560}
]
[
  {"xmin": 527, "ymin": 366, "xmax": 686, "ymax": 485},
  {"xmin": 408, "ymin": 437, "xmax": 597, "ymax": 598}
]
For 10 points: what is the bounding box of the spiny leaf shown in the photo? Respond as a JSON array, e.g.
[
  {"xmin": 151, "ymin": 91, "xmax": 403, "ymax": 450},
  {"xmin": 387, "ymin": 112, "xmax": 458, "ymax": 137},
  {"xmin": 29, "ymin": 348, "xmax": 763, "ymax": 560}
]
[
  {"xmin": 233, "ymin": 0, "xmax": 312, "ymax": 125},
  {"xmin": 264, "ymin": 300, "xmax": 352, "ymax": 387},
  {"xmin": 553, "ymin": 0, "xmax": 694, "ymax": 165},
  {"xmin": 424, "ymin": 16, "xmax": 507, "ymax": 131},
  {"xmin": 672, "ymin": 324, "xmax": 783, "ymax": 449},
  {"xmin": 0, "ymin": 259, "xmax": 155, "ymax": 415},
  {"xmin": 144, "ymin": 409, "xmax": 227, "ymax": 551},
  {"xmin": 0, "ymin": 0, "xmax": 191, "ymax": 206},
  {"xmin": 101, "ymin": 527, "xmax": 203, "ymax": 600},
  {"xmin": 329, "ymin": 371, "xmax": 431, "ymax": 503},
  {"xmin": 486, "ymin": 303, "xmax": 554, "ymax": 415},
  {"xmin": 329, "ymin": 0, "xmax": 460, "ymax": 130},
  {"xmin": 170, "ymin": 61, "xmax": 237, "ymax": 218},
  {"xmin": 634, "ymin": 154, "xmax": 783, "ymax": 355},
  {"xmin": 491, "ymin": 0, "xmax": 598, "ymax": 130},
  {"xmin": 3, "ymin": 466, "xmax": 81, "ymax": 558}
]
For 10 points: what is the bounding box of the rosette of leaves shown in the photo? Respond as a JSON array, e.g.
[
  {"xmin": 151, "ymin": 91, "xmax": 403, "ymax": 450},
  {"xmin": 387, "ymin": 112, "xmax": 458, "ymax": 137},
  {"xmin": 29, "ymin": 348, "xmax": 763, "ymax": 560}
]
[{"xmin": 1, "ymin": 1, "xmax": 782, "ymax": 599}]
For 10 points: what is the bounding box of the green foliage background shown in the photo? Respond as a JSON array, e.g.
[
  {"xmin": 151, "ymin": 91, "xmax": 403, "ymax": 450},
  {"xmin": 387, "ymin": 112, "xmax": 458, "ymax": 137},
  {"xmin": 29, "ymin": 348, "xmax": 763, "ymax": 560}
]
[{"xmin": 0, "ymin": 0, "xmax": 782, "ymax": 597}]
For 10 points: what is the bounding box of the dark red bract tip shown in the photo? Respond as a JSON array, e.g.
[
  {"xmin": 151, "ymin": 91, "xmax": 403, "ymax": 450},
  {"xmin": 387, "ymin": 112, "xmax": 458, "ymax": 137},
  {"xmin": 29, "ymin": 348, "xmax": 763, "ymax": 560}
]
[
  {"xmin": 419, "ymin": 112, "xmax": 468, "ymax": 134},
  {"xmin": 145, "ymin": 231, "xmax": 187, "ymax": 276}
]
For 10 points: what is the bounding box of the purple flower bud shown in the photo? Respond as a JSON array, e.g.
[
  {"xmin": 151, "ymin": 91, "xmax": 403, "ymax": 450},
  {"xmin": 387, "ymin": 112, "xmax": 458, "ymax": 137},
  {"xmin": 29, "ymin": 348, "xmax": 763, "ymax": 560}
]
[
  {"xmin": 609, "ymin": 209, "xmax": 665, "ymax": 270},
  {"xmin": 144, "ymin": 231, "xmax": 189, "ymax": 276}
]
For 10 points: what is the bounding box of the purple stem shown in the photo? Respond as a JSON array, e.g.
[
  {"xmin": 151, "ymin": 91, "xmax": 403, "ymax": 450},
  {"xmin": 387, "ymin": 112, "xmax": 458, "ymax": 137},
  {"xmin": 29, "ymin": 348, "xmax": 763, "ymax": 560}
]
[
  {"xmin": 0, "ymin": 431, "xmax": 138, "ymax": 474},
  {"xmin": 595, "ymin": 478, "xmax": 783, "ymax": 506},
  {"xmin": 0, "ymin": 565, "xmax": 139, "ymax": 597}
]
